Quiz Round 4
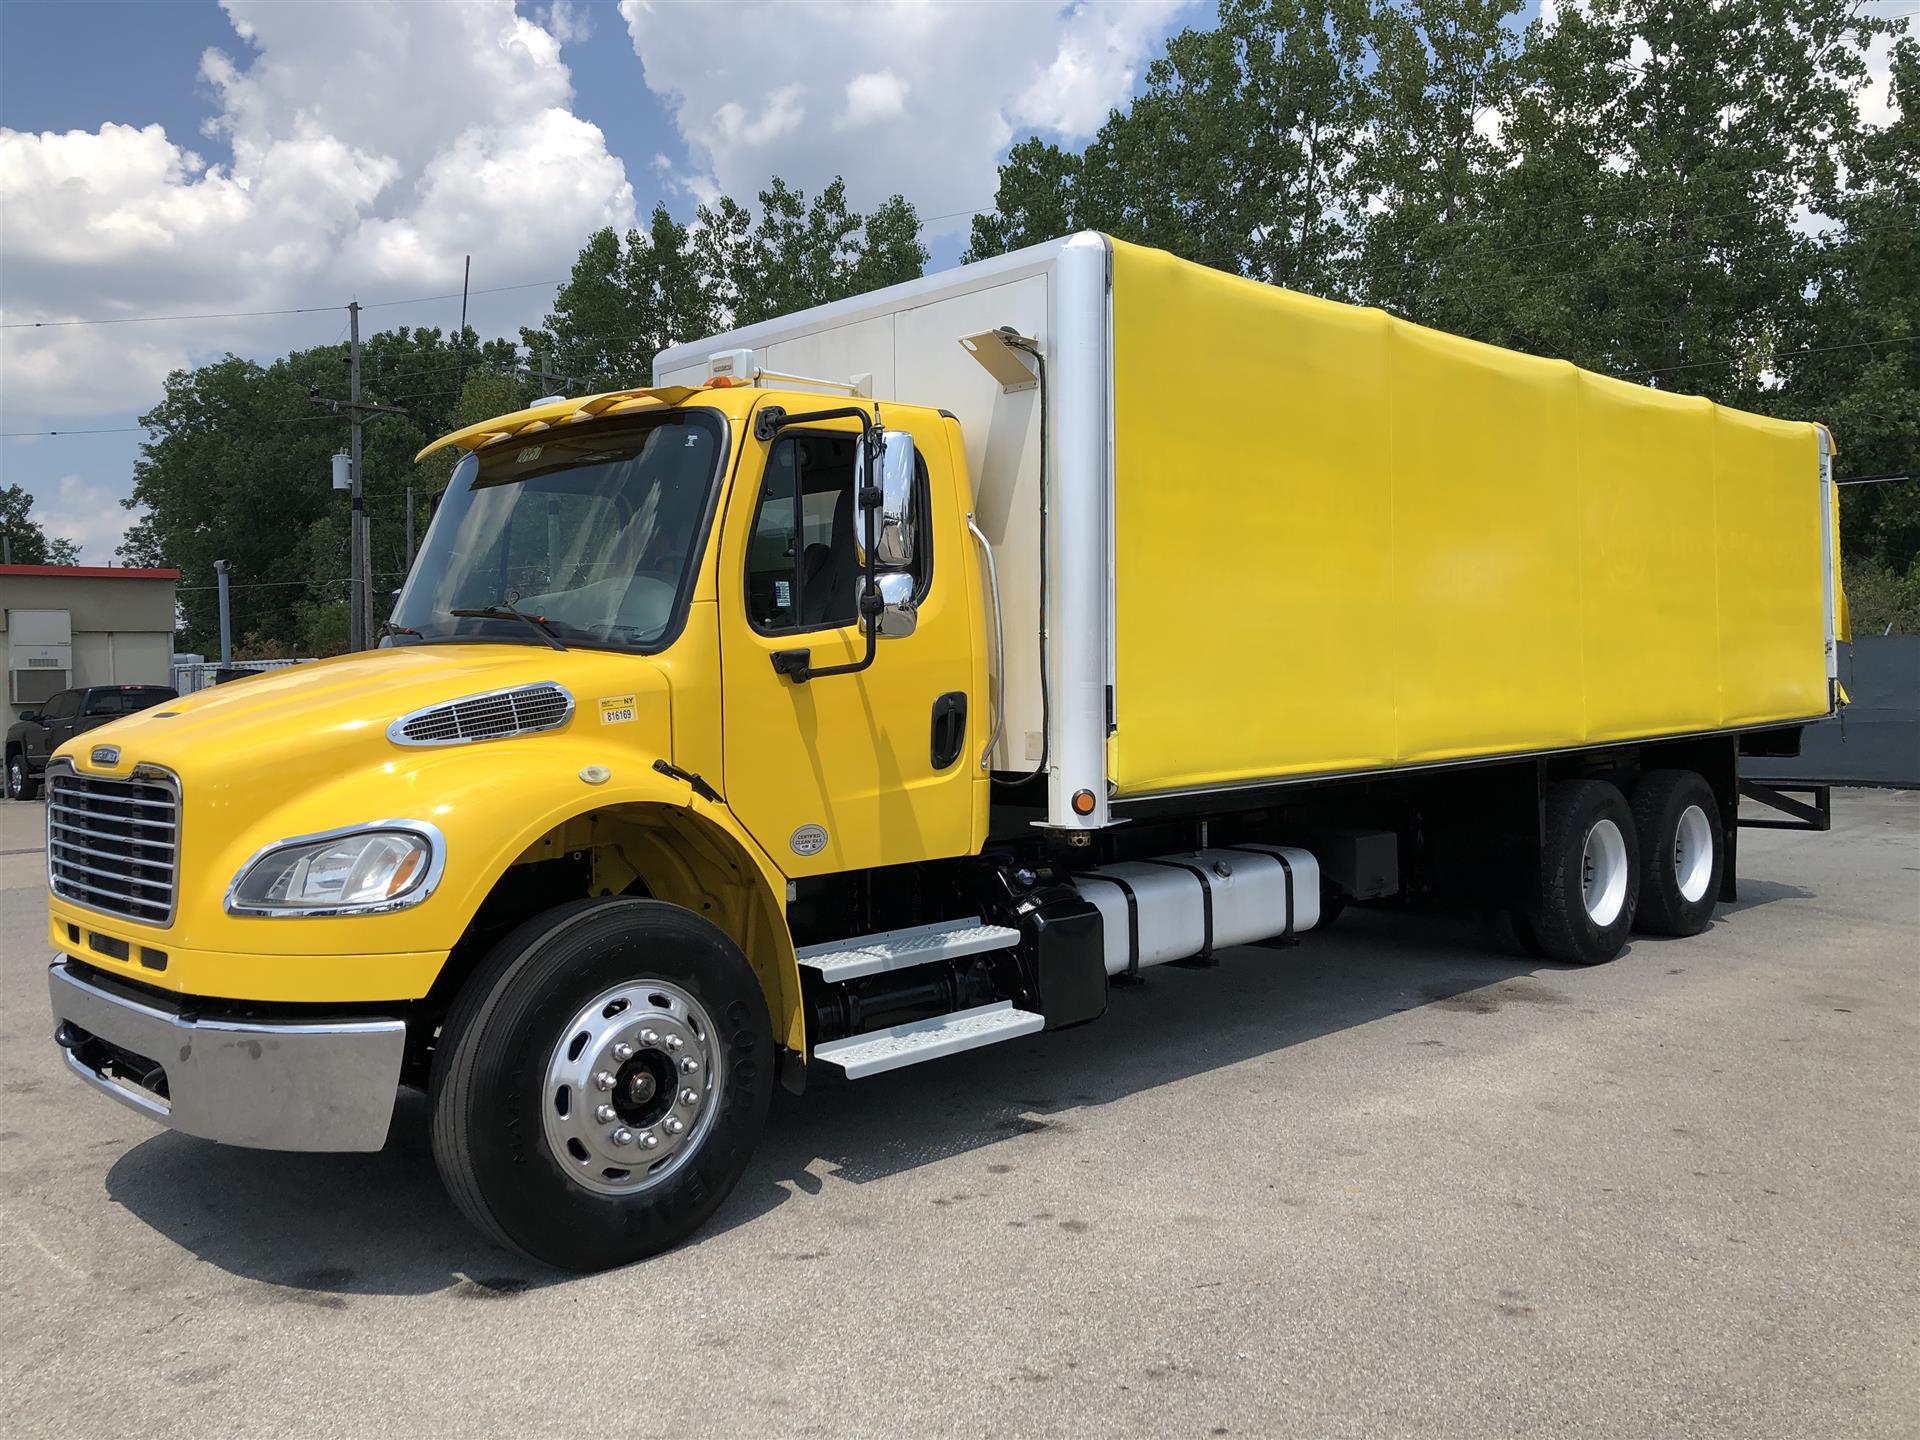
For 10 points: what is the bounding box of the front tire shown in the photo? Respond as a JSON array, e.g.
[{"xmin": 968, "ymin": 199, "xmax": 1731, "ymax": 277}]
[
  {"xmin": 1531, "ymin": 779, "xmax": 1639, "ymax": 966},
  {"xmin": 430, "ymin": 897, "xmax": 774, "ymax": 1272},
  {"xmin": 6, "ymin": 751, "xmax": 37, "ymax": 801},
  {"xmin": 1631, "ymin": 770, "xmax": 1723, "ymax": 937}
]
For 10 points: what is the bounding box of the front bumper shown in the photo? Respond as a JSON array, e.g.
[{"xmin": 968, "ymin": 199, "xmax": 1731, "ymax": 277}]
[{"xmin": 47, "ymin": 961, "xmax": 406, "ymax": 1152}]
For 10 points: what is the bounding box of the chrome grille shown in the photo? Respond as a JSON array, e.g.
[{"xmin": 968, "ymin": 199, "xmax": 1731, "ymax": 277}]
[
  {"xmin": 390, "ymin": 683, "xmax": 573, "ymax": 746},
  {"xmin": 47, "ymin": 767, "xmax": 180, "ymax": 928}
]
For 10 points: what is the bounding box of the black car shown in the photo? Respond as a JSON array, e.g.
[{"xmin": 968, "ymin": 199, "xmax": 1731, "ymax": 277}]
[{"xmin": 5, "ymin": 685, "xmax": 176, "ymax": 800}]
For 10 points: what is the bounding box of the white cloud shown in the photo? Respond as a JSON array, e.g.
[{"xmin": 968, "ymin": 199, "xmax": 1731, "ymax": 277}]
[
  {"xmin": 33, "ymin": 472, "xmax": 142, "ymax": 564},
  {"xmin": 0, "ymin": 0, "xmax": 636, "ymax": 419},
  {"xmin": 620, "ymin": 0, "xmax": 1191, "ymax": 233},
  {"xmin": 839, "ymin": 71, "xmax": 907, "ymax": 131},
  {"xmin": 538, "ymin": 0, "xmax": 593, "ymax": 45}
]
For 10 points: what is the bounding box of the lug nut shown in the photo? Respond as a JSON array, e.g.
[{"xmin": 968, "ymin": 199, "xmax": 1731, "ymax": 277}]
[
  {"xmin": 611, "ymin": 1042, "xmax": 635, "ymax": 1061},
  {"xmin": 663, "ymin": 1117, "xmax": 685, "ymax": 1135},
  {"xmin": 679, "ymin": 1087, "xmax": 698, "ymax": 1107},
  {"xmin": 610, "ymin": 1127, "xmax": 634, "ymax": 1147},
  {"xmin": 640, "ymin": 1133, "xmax": 660, "ymax": 1149},
  {"xmin": 665, "ymin": 1035, "xmax": 684, "ymax": 1051},
  {"xmin": 680, "ymin": 1057, "xmax": 699, "ymax": 1074},
  {"xmin": 593, "ymin": 1071, "xmax": 617, "ymax": 1092},
  {"xmin": 595, "ymin": 1104, "xmax": 617, "ymax": 1123},
  {"xmin": 639, "ymin": 1028, "xmax": 659, "ymax": 1045}
]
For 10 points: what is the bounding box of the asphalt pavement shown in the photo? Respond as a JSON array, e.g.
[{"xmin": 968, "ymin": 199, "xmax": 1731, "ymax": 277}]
[{"xmin": 1, "ymin": 790, "xmax": 1915, "ymax": 1439}]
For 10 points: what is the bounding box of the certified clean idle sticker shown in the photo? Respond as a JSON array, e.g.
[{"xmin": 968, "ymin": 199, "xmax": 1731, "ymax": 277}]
[
  {"xmin": 598, "ymin": 694, "xmax": 638, "ymax": 725},
  {"xmin": 789, "ymin": 824, "xmax": 828, "ymax": 857}
]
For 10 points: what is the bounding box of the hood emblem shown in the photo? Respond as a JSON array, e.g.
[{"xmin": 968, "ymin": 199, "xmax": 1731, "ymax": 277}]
[{"xmin": 90, "ymin": 745, "xmax": 121, "ymax": 767}]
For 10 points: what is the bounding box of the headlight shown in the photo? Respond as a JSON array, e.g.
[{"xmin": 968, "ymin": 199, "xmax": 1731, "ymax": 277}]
[{"xmin": 226, "ymin": 822, "xmax": 444, "ymax": 916}]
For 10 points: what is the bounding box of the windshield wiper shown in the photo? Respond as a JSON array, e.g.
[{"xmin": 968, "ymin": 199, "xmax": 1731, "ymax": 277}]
[{"xmin": 449, "ymin": 603, "xmax": 568, "ymax": 651}]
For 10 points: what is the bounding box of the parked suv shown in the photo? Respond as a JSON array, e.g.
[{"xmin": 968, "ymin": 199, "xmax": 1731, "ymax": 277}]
[{"xmin": 5, "ymin": 685, "xmax": 176, "ymax": 800}]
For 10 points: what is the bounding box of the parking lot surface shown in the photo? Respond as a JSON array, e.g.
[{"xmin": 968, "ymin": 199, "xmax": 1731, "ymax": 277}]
[{"xmin": 2, "ymin": 790, "xmax": 1915, "ymax": 1439}]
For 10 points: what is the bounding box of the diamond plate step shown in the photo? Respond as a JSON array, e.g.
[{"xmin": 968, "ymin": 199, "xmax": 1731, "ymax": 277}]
[
  {"xmin": 795, "ymin": 916, "xmax": 1020, "ymax": 985},
  {"xmin": 811, "ymin": 1001, "xmax": 1044, "ymax": 1080}
]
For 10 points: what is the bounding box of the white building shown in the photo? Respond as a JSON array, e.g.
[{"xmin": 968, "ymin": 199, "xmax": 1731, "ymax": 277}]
[{"xmin": 0, "ymin": 564, "xmax": 180, "ymax": 723}]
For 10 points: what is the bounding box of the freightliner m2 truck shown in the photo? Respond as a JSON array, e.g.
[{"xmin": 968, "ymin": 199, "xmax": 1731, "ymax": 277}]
[{"xmin": 43, "ymin": 236, "xmax": 1844, "ymax": 1270}]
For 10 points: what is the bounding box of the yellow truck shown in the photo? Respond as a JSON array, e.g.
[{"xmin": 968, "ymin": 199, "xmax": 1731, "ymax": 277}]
[{"xmin": 41, "ymin": 235, "xmax": 1843, "ymax": 1270}]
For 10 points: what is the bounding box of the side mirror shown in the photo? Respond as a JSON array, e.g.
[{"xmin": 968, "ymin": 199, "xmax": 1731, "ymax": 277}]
[
  {"xmin": 866, "ymin": 429, "xmax": 917, "ymax": 570},
  {"xmin": 857, "ymin": 571, "xmax": 918, "ymax": 638},
  {"xmin": 17, "ymin": 712, "xmax": 38, "ymax": 725}
]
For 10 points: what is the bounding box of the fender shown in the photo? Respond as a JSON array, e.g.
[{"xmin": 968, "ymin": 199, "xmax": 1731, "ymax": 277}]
[{"xmin": 450, "ymin": 758, "xmax": 806, "ymax": 1055}]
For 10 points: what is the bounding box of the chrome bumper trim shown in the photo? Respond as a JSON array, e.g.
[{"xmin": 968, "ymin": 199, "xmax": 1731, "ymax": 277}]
[{"xmin": 47, "ymin": 961, "xmax": 405, "ymax": 1153}]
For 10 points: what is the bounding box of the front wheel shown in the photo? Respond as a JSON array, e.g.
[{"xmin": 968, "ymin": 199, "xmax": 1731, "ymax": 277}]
[
  {"xmin": 430, "ymin": 897, "xmax": 774, "ymax": 1271},
  {"xmin": 1531, "ymin": 779, "xmax": 1639, "ymax": 966},
  {"xmin": 7, "ymin": 752, "xmax": 38, "ymax": 801}
]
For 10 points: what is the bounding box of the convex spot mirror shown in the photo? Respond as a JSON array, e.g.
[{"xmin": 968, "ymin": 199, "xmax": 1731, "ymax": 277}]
[
  {"xmin": 856, "ymin": 429, "xmax": 917, "ymax": 571},
  {"xmin": 857, "ymin": 571, "xmax": 917, "ymax": 639}
]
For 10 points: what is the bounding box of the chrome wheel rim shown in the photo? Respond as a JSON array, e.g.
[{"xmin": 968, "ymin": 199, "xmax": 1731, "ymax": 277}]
[
  {"xmin": 1673, "ymin": 804, "xmax": 1714, "ymax": 904},
  {"xmin": 540, "ymin": 980, "xmax": 721, "ymax": 1196},
  {"xmin": 1581, "ymin": 818, "xmax": 1629, "ymax": 928}
]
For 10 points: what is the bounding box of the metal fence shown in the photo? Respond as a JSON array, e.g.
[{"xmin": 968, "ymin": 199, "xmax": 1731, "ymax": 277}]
[{"xmin": 170, "ymin": 658, "xmax": 315, "ymax": 695}]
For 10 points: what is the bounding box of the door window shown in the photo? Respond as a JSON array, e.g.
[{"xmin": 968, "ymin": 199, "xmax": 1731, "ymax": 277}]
[
  {"xmin": 41, "ymin": 691, "xmax": 78, "ymax": 722},
  {"xmin": 744, "ymin": 431, "xmax": 932, "ymax": 634}
]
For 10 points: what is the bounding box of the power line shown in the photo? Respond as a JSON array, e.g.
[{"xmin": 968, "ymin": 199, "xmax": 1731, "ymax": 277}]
[
  {"xmin": 1626, "ymin": 334, "xmax": 1920, "ymax": 378},
  {"xmin": 1, "ymin": 425, "xmax": 147, "ymax": 437},
  {"xmin": 0, "ymin": 303, "xmax": 342, "ymax": 331},
  {"xmin": 0, "ymin": 275, "xmax": 569, "ymax": 332}
]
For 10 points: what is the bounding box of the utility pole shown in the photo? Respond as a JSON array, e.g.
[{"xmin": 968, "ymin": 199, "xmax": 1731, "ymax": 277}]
[
  {"xmin": 405, "ymin": 485, "xmax": 416, "ymax": 570},
  {"xmin": 312, "ymin": 301, "xmax": 406, "ymax": 650},
  {"xmin": 349, "ymin": 300, "xmax": 365, "ymax": 651}
]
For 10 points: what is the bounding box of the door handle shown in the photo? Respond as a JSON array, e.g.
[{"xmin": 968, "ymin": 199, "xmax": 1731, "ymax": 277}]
[{"xmin": 930, "ymin": 692, "xmax": 967, "ymax": 770}]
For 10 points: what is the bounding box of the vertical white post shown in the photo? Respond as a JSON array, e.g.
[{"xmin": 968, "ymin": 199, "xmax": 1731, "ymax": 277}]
[
  {"xmin": 1046, "ymin": 233, "xmax": 1113, "ymax": 831},
  {"xmin": 1817, "ymin": 426, "xmax": 1838, "ymax": 702}
]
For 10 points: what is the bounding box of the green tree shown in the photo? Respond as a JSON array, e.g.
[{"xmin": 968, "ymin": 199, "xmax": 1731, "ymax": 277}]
[
  {"xmin": 1776, "ymin": 34, "xmax": 1919, "ymax": 574},
  {"xmin": 521, "ymin": 205, "xmax": 713, "ymax": 389},
  {"xmin": 530, "ymin": 179, "xmax": 929, "ymax": 381},
  {"xmin": 969, "ymin": 0, "xmax": 1375, "ymax": 292},
  {"xmin": 1455, "ymin": 0, "xmax": 1882, "ymax": 382},
  {"xmin": 1350, "ymin": 0, "xmax": 1525, "ymax": 332},
  {"xmin": 0, "ymin": 483, "xmax": 80, "ymax": 565}
]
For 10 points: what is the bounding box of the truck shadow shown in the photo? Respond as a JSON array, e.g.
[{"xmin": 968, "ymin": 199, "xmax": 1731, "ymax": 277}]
[{"xmin": 100, "ymin": 883, "xmax": 1805, "ymax": 1298}]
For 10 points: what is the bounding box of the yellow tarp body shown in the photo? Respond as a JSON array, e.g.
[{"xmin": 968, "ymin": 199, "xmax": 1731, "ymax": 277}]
[{"xmin": 1107, "ymin": 239, "xmax": 1832, "ymax": 797}]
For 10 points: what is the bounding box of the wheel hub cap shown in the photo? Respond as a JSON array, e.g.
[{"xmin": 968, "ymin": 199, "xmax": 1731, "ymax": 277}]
[
  {"xmin": 1580, "ymin": 818, "xmax": 1629, "ymax": 928},
  {"xmin": 541, "ymin": 980, "xmax": 720, "ymax": 1196},
  {"xmin": 1673, "ymin": 803, "xmax": 1714, "ymax": 904}
]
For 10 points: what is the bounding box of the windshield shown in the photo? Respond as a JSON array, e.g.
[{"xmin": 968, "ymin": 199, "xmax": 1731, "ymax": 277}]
[{"xmin": 388, "ymin": 411, "xmax": 726, "ymax": 652}]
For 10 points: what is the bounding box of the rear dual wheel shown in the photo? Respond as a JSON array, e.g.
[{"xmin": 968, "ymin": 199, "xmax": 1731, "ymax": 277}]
[
  {"xmin": 430, "ymin": 897, "xmax": 773, "ymax": 1272},
  {"xmin": 1532, "ymin": 779, "xmax": 1640, "ymax": 966},
  {"xmin": 1631, "ymin": 770, "xmax": 1723, "ymax": 937}
]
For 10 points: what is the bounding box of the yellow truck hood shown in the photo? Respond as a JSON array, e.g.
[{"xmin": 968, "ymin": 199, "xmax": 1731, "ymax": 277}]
[{"xmin": 65, "ymin": 644, "xmax": 668, "ymax": 787}]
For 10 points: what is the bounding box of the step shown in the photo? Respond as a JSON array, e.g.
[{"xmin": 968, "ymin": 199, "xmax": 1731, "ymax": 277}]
[
  {"xmin": 795, "ymin": 916, "xmax": 1020, "ymax": 985},
  {"xmin": 811, "ymin": 1001, "xmax": 1045, "ymax": 1080}
]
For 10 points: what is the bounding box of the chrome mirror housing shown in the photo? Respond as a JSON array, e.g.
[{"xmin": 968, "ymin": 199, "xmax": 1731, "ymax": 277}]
[{"xmin": 874, "ymin": 430, "xmax": 916, "ymax": 569}]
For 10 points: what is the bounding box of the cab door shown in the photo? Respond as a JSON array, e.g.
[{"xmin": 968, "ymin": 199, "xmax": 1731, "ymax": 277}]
[
  {"xmin": 31, "ymin": 689, "xmax": 79, "ymax": 767},
  {"xmin": 718, "ymin": 404, "xmax": 983, "ymax": 876}
]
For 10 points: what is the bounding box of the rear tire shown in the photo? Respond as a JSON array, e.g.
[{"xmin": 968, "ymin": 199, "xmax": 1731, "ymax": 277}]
[
  {"xmin": 430, "ymin": 897, "xmax": 774, "ymax": 1272},
  {"xmin": 1631, "ymin": 770, "xmax": 1723, "ymax": 937},
  {"xmin": 1531, "ymin": 779, "xmax": 1639, "ymax": 966}
]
